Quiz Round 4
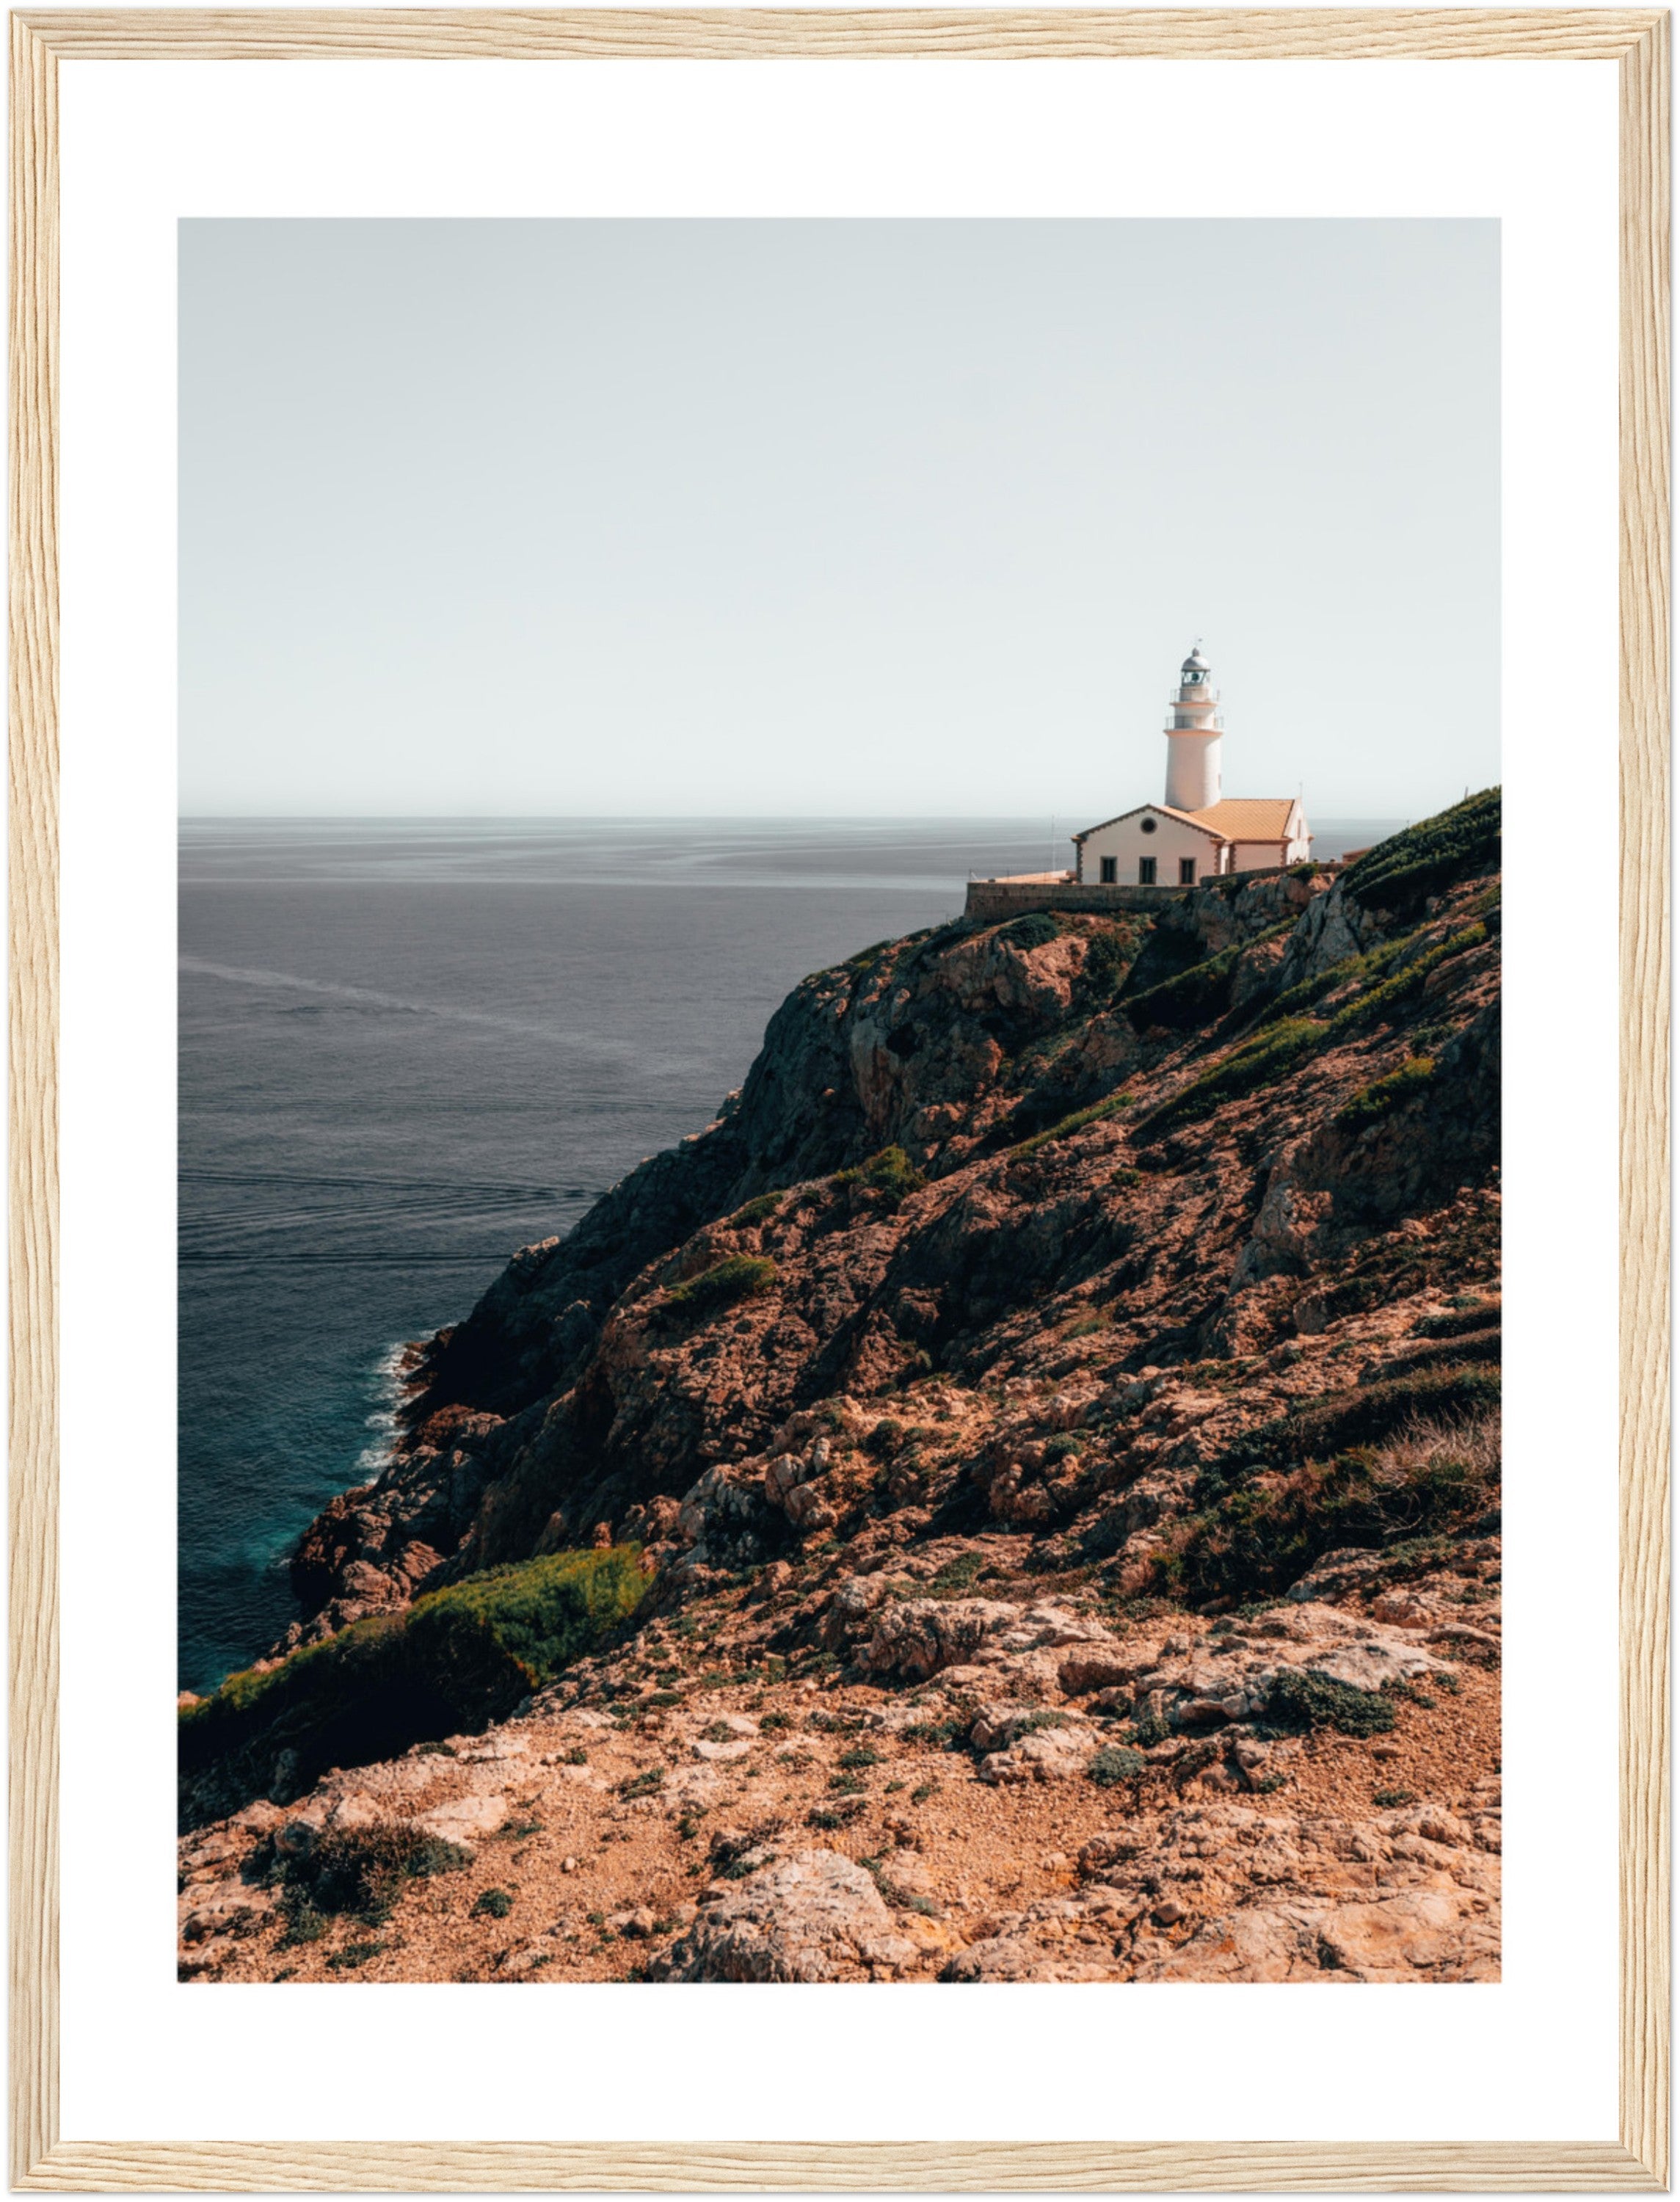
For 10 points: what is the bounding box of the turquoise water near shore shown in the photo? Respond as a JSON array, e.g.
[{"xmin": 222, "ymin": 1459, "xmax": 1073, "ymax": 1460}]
[{"xmin": 177, "ymin": 815, "xmax": 1399, "ymax": 1693}]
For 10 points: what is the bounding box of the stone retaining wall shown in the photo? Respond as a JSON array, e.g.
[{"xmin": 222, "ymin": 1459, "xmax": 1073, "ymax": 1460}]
[
  {"xmin": 963, "ymin": 865, "xmax": 1315, "ymax": 925},
  {"xmin": 962, "ymin": 877, "xmax": 1189, "ymax": 923}
]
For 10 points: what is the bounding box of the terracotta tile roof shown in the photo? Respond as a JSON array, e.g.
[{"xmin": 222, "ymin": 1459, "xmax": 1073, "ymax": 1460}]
[{"xmin": 1190, "ymin": 798, "xmax": 1299, "ymax": 839}]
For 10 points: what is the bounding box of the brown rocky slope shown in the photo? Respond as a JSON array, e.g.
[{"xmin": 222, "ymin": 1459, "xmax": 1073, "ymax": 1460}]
[{"xmin": 179, "ymin": 789, "xmax": 1502, "ymax": 1983}]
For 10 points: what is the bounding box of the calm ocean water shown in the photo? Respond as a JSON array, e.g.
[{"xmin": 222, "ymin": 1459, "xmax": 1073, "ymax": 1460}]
[{"xmin": 178, "ymin": 815, "xmax": 1400, "ymax": 1693}]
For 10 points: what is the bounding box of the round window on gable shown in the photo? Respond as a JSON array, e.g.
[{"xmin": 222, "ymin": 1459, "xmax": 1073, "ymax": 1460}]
[{"xmin": 1140, "ymin": 817, "xmax": 1157, "ymax": 835}]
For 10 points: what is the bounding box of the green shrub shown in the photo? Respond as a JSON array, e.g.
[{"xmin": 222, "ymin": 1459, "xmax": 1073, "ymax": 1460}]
[
  {"xmin": 1343, "ymin": 788, "xmax": 1501, "ymax": 915},
  {"xmin": 1123, "ymin": 920, "xmax": 1291, "ymax": 1034},
  {"xmin": 1208, "ymin": 1367, "xmax": 1501, "ymax": 1483},
  {"xmin": 835, "ymin": 1146, "xmax": 926, "ymax": 1204},
  {"xmin": 1083, "ymin": 924, "xmax": 1142, "ymax": 993},
  {"xmin": 1252, "ymin": 951, "xmax": 1367, "ymax": 1030},
  {"xmin": 327, "ymin": 1938, "xmax": 388, "ymax": 1969},
  {"xmin": 618, "ymin": 1767, "xmax": 666, "ymax": 1800},
  {"xmin": 1337, "ymin": 1055, "xmax": 1437, "ymax": 1128},
  {"xmin": 1414, "ymin": 1301, "xmax": 1499, "ymax": 1340},
  {"xmin": 1373, "ymin": 1787, "xmax": 1417, "ymax": 1809},
  {"xmin": 1009, "ymin": 1090, "xmax": 1132, "ymax": 1158},
  {"xmin": 666, "ymin": 1254, "xmax": 778, "ymax": 1315},
  {"xmin": 1008, "ymin": 1709, "xmax": 1069, "ymax": 1737},
  {"xmin": 999, "ymin": 912, "xmax": 1060, "ymax": 951},
  {"xmin": 180, "ymin": 1546, "xmax": 648, "ymax": 1814},
  {"xmin": 728, "ymin": 1193, "xmax": 784, "ymax": 1229},
  {"xmin": 1251, "ymin": 906, "xmax": 1486, "ymax": 1047},
  {"xmin": 1323, "ymin": 926, "xmax": 1485, "ymax": 1040},
  {"xmin": 1386, "ymin": 1329, "xmax": 1502, "ymax": 1381},
  {"xmin": 402, "ymin": 1549, "xmax": 649, "ymax": 1720},
  {"xmin": 1141, "ymin": 1017, "xmax": 1323, "ymax": 1135},
  {"xmin": 275, "ymin": 1823, "xmax": 468, "ymax": 1928},
  {"xmin": 930, "ymin": 1552, "xmax": 986, "ymax": 1597},
  {"xmin": 1168, "ymin": 1411, "xmax": 1499, "ymax": 1606},
  {"xmin": 808, "ymin": 1802, "xmax": 863, "ymax": 1828},
  {"xmin": 1265, "ymin": 1668, "xmax": 1396, "ymax": 1737},
  {"xmin": 1088, "ymin": 1745, "xmax": 1147, "ymax": 1787},
  {"xmin": 473, "ymin": 1887, "xmax": 514, "ymax": 1919},
  {"xmin": 905, "ymin": 1715, "xmax": 970, "ymax": 1751}
]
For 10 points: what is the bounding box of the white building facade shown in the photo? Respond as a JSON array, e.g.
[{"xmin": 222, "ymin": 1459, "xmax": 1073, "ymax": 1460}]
[{"xmin": 1074, "ymin": 647, "xmax": 1312, "ymax": 887}]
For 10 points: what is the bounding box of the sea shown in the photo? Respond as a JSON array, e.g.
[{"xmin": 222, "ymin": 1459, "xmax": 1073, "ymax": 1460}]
[{"xmin": 178, "ymin": 815, "xmax": 1402, "ymax": 1694}]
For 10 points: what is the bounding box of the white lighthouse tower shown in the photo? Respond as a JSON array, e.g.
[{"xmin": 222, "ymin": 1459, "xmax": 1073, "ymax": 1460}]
[{"xmin": 1163, "ymin": 642, "xmax": 1223, "ymax": 813}]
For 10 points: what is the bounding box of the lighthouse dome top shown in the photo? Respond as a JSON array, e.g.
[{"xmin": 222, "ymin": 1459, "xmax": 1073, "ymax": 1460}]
[{"xmin": 1180, "ymin": 644, "xmax": 1212, "ymax": 683}]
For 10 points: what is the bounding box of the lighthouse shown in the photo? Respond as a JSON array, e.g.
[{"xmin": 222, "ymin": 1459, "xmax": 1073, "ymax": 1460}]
[
  {"xmin": 1066, "ymin": 643, "xmax": 1314, "ymax": 889},
  {"xmin": 1163, "ymin": 642, "xmax": 1223, "ymax": 813}
]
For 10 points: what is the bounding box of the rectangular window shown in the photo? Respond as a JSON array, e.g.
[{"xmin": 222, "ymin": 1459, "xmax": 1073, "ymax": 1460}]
[
  {"xmin": 1179, "ymin": 857, "xmax": 1197, "ymax": 885},
  {"xmin": 1099, "ymin": 856, "xmax": 1117, "ymax": 884},
  {"xmin": 1138, "ymin": 857, "xmax": 1157, "ymax": 886}
]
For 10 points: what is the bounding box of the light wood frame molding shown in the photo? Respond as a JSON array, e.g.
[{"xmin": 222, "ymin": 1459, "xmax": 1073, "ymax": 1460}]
[{"xmin": 8, "ymin": 7, "xmax": 1669, "ymax": 2189}]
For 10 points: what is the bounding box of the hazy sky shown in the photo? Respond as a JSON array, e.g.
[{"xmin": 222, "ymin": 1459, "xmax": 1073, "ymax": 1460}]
[{"xmin": 180, "ymin": 218, "xmax": 1498, "ymax": 818}]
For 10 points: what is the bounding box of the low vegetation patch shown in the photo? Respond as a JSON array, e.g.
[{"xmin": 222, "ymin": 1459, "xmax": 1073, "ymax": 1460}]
[
  {"xmin": 997, "ymin": 912, "xmax": 1061, "ymax": 951},
  {"xmin": 1122, "ymin": 920, "xmax": 1292, "ymax": 1035},
  {"xmin": 270, "ymin": 1823, "xmax": 469, "ymax": 1940},
  {"xmin": 1162, "ymin": 1414, "xmax": 1499, "ymax": 1605},
  {"xmin": 1324, "ymin": 926, "xmax": 1485, "ymax": 1041},
  {"xmin": 1141, "ymin": 1017, "xmax": 1322, "ymax": 1135},
  {"xmin": 1337, "ymin": 1055, "xmax": 1437, "ymax": 1128},
  {"xmin": 1081, "ymin": 920, "xmax": 1145, "ymax": 995},
  {"xmin": 1205, "ymin": 1368, "xmax": 1501, "ymax": 1486},
  {"xmin": 666, "ymin": 1254, "xmax": 778, "ymax": 1317},
  {"xmin": 1343, "ymin": 786, "xmax": 1501, "ymax": 917},
  {"xmin": 179, "ymin": 1546, "xmax": 648, "ymax": 1817},
  {"xmin": 727, "ymin": 1192, "xmax": 784, "ymax": 1230},
  {"xmin": 1008, "ymin": 1090, "xmax": 1132, "ymax": 1159},
  {"xmin": 1414, "ymin": 1300, "xmax": 1500, "ymax": 1340},
  {"xmin": 1087, "ymin": 1745, "xmax": 1147, "ymax": 1787},
  {"xmin": 836, "ymin": 1145, "xmax": 927, "ymax": 1205},
  {"xmin": 1264, "ymin": 1668, "xmax": 1397, "ymax": 1737},
  {"xmin": 326, "ymin": 1938, "xmax": 388, "ymax": 1969}
]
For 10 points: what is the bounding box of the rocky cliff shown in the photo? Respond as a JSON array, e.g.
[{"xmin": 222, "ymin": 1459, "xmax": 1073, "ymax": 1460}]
[{"xmin": 179, "ymin": 789, "xmax": 1502, "ymax": 1984}]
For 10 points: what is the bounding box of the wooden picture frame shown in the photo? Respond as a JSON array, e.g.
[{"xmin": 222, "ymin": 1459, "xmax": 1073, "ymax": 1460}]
[{"xmin": 10, "ymin": 10, "xmax": 1668, "ymax": 2187}]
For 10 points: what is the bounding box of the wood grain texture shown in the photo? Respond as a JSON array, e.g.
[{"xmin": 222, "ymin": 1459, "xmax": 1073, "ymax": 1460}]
[
  {"xmin": 1618, "ymin": 15, "xmax": 1671, "ymax": 2194},
  {"xmin": 7, "ymin": 9, "xmax": 1669, "ymax": 2192},
  {"xmin": 8, "ymin": 10, "xmax": 59, "ymax": 2191},
  {"xmin": 5, "ymin": 2139, "xmax": 1670, "ymax": 2192},
  {"xmin": 11, "ymin": 4, "xmax": 1671, "ymax": 59}
]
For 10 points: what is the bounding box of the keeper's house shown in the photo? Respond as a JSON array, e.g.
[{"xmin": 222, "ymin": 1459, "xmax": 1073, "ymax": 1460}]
[{"xmin": 1074, "ymin": 793, "xmax": 1310, "ymax": 888}]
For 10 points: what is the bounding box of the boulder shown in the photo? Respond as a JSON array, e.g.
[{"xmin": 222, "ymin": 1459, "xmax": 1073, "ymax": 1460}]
[
  {"xmin": 650, "ymin": 1849, "xmax": 919, "ymax": 1982},
  {"xmin": 859, "ymin": 1599, "xmax": 1021, "ymax": 1682},
  {"xmin": 414, "ymin": 1792, "xmax": 506, "ymax": 1845}
]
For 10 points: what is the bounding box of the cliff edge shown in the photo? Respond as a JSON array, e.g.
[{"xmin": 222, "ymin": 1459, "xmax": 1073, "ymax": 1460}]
[{"xmin": 178, "ymin": 789, "xmax": 1502, "ymax": 1984}]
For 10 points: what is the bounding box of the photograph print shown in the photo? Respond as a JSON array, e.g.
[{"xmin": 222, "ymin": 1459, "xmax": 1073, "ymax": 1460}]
[{"xmin": 177, "ymin": 217, "xmax": 1502, "ymax": 1985}]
